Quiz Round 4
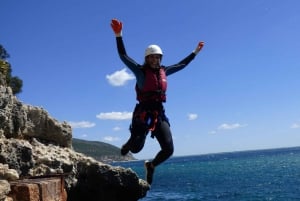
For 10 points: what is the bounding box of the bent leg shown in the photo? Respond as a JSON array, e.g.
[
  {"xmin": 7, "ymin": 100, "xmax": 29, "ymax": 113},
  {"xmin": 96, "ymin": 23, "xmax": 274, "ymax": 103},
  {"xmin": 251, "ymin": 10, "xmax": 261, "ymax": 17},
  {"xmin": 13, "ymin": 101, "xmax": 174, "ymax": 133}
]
[
  {"xmin": 128, "ymin": 134, "xmax": 147, "ymax": 153},
  {"xmin": 151, "ymin": 121, "xmax": 174, "ymax": 166},
  {"xmin": 121, "ymin": 123, "xmax": 148, "ymax": 155}
]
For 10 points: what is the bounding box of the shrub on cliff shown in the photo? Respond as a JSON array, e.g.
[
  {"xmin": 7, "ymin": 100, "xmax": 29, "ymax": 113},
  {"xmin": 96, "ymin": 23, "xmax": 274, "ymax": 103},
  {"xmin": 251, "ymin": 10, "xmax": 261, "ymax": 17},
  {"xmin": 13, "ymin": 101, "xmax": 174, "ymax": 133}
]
[{"xmin": 0, "ymin": 44, "xmax": 23, "ymax": 95}]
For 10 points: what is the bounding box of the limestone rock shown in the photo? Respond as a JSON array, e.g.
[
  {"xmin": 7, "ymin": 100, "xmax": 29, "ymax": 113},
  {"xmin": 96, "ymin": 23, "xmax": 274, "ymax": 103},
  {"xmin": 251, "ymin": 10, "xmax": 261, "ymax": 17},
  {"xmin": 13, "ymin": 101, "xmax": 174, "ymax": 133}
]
[
  {"xmin": 0, "ymin": 71, "xmax": 150, "ymax": 200},
  {"xmin": 0, "ymin": 180, "xmax": 10, "ymax": 200},
  {"xmin": 0, "ymin": 163, "xmax": 19, "ymax": 181},
  {"xmin": 0, "ymin": 71, "xmax": 72, "ymax": 147}
]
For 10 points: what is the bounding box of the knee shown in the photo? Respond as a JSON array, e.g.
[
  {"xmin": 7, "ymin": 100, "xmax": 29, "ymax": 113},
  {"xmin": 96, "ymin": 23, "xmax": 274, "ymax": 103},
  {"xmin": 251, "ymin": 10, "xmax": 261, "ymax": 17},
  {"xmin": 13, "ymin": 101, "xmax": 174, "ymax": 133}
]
[
  {"xmin": 130, "ymin": 144, "xmax": 144, "ymax": 153},
  {"xmin": 164, "ymin": 144, "xmax": 174, "ymax": 158},
  {"xmin": 128, "ymin": 135, "xmax": 146, "ymax": 154}
]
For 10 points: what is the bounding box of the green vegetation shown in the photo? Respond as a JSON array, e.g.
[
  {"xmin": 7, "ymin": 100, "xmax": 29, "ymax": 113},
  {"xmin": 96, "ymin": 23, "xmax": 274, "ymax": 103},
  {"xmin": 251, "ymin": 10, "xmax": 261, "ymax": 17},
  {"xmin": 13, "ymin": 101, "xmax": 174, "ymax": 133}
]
[
  {"xmin": 72, "ymin": 138, "xmax": 135, "ymax": 162},
  {"xmin": 0, "ymin": 44, "xmax": 23, "ymax": 95}
]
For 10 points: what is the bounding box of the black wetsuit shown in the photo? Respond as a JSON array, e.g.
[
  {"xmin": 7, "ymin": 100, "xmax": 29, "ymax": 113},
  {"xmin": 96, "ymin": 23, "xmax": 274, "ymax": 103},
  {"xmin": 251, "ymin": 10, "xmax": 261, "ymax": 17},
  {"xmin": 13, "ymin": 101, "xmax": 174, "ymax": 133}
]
[{"xmin": 115, "ymin": 36, "xmax": 197, "ymax": 166}]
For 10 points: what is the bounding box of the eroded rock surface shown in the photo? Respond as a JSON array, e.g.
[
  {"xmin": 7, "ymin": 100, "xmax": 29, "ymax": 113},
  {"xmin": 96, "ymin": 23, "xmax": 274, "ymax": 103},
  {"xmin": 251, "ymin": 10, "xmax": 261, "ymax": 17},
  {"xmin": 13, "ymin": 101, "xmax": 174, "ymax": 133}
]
[{"xmin": 0, "ymin": 71, "xmax": 149, "ymax": 201}]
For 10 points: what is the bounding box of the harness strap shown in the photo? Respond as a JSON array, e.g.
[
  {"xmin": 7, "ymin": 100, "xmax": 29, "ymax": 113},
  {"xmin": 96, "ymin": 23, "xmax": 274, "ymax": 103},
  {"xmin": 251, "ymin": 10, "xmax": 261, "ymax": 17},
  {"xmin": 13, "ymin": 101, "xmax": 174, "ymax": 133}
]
[
  {"xmin": 131, "ymin": 102, "xmax": 166, "ymax": 138},
  {"xmin": 134, "ymin": 109, "xmax": 159, "ymax": 133},
  {"xmin": 147, "ymin": 111, "xmax": 158, "ymax": 132}
]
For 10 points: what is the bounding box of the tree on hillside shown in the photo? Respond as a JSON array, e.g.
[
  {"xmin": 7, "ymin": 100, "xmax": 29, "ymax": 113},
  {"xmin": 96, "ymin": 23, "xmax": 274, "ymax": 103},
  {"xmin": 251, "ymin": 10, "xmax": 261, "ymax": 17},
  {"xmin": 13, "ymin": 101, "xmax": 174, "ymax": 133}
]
[{"xmin": 0, "ymin": 44, "xmax": 23, "ymax": 95}]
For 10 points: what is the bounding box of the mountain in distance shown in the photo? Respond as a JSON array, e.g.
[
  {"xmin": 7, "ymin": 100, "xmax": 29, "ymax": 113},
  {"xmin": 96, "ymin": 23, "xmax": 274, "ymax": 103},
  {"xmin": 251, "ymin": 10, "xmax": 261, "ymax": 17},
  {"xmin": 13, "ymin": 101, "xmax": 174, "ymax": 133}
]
[{"xmin": 72, "ymin": 138, "xmax": 135, "ymax": 162}]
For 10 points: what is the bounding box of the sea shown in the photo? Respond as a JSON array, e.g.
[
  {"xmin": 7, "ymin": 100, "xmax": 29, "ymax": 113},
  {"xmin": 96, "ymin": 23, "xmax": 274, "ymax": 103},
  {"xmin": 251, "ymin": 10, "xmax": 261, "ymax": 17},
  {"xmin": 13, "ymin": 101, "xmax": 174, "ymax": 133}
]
[{"xmin": 112, "ymin": 147, "xmax": 300, "ymax": 201}]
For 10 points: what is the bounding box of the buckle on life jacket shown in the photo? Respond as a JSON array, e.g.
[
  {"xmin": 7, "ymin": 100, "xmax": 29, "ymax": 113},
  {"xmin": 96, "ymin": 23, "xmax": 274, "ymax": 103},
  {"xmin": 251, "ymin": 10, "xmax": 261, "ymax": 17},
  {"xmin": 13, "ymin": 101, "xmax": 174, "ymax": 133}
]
[{"xmin": 146, "ymin": 111, "xmax": 158, "ymax": 132}]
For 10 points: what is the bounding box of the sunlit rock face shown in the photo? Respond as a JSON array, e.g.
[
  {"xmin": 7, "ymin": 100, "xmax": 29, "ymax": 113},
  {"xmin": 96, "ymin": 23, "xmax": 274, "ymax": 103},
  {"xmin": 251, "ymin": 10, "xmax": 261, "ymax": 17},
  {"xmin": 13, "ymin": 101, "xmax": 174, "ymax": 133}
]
[{"xmin": 0, "ymin": 71, "xmax": 149, "ymax": 201}]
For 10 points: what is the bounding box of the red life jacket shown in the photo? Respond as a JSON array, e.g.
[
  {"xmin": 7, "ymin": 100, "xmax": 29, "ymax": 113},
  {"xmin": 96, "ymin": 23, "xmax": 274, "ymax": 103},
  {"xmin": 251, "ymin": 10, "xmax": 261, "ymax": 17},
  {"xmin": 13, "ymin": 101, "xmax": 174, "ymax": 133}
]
[{"xmin": 136, "ymin": 67, "xmax": 167, "ymax": 102}]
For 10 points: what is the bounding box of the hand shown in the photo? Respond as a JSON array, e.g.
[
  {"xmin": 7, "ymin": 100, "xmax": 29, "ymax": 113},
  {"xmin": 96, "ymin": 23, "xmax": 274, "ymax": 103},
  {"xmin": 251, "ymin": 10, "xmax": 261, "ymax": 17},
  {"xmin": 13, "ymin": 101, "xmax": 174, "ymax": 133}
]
[
  {"xmin": 111, "ymin": 19, "xmax": 123, "ymax": 35},
  {"xmin": 194, "ymin": 41, "xmax": 204, "ymax": 54}
]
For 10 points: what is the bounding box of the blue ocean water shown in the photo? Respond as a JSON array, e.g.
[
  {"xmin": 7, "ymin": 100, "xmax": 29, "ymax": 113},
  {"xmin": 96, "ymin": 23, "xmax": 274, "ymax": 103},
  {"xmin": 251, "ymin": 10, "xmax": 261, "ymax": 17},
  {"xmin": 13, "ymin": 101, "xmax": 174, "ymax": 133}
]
[{"xmin": 113, "ymin": 147, "xmax": 300, "ymax": 201}]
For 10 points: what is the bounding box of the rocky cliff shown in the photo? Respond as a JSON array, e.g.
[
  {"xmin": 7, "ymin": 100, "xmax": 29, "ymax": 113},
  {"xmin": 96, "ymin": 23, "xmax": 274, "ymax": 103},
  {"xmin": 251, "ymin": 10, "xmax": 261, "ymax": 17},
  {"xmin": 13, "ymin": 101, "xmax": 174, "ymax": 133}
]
[{"xmin": 0, "ymin": 71, "xmax": 149, "ymax": 201}]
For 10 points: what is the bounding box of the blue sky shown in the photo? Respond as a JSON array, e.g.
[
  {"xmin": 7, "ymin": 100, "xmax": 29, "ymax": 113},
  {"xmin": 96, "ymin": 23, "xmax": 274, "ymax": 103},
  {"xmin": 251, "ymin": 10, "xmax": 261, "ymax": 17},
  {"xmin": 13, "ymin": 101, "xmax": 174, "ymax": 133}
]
[{"xmin": 2, "ymin": 0, "xmax": 300, "ymax": 159}]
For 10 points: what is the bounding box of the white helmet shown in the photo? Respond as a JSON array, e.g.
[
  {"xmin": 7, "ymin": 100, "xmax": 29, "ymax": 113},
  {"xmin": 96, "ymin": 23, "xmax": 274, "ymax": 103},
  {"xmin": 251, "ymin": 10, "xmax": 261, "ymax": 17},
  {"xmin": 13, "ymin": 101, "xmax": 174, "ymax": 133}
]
[{"xmin": 145, "ymin": 44, "xmax": 163, "ymax": 57}]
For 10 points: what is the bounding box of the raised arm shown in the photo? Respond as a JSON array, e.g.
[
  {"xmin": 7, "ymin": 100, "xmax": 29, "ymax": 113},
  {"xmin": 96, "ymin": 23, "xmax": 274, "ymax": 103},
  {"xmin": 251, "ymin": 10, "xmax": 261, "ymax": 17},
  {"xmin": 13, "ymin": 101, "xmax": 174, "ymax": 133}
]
[
  {"xmin": 110, "ymin": 19, "xmax": 142, "ymax": 76},
  {"xmin": 165, "ymin": 41, "xmax": 204, "ymax": 76}
]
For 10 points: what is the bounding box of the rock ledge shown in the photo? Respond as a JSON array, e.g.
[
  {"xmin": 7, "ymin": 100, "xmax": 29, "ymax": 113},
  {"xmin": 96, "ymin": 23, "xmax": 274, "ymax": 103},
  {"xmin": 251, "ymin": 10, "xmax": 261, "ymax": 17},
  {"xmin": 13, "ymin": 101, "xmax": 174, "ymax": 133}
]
[{"xmin": 0, "ymin": 71, "xmax": 149, "ymax": 201}]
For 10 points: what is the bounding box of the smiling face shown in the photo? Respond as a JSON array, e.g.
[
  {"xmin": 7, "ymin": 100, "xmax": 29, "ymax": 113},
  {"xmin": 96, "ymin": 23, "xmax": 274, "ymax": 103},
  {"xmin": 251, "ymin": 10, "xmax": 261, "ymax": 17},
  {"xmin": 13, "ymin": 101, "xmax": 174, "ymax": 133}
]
[{"xmin": 145, "ymin": 54, "xmax": 162, "ymax": 68}]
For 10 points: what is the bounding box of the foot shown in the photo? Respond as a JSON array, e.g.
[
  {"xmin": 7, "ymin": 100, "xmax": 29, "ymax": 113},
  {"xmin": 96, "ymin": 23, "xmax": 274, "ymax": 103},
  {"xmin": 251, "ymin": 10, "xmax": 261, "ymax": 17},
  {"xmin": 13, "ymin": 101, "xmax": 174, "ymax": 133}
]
[
  {"xmin": 144, "ymin": 161, "xmax": 155, "ymax": 185},
  {"xmin": 120, "ymin": 144, "xmax": 130, "ymax": 156}
]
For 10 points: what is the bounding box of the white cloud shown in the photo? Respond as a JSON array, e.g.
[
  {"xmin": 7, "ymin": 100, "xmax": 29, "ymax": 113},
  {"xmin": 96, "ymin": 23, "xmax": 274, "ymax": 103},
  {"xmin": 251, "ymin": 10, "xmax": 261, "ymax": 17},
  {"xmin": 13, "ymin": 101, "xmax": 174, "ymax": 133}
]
[
  {"xmin": 218, "ymin": 123, "xmax": 247, "ymax": 130},
  {"xmin": 96, "ymin": 111, "xmax": 132, "ymax": 120},
  {"xmin": 187, "ymin": 113, "xmax": 198, "ymax": 120},
  {"xmin": 106, "ymin": 68, "xmax": 135, "ymax": 86},
  {"xmin": 291, "ymin": 123, "xmax": 300, "ymax": 129},
  {"xmin": 210, "ymin": 123, "xmax": 246, "ymax": 134},
  {"xmin": 103, "ymin": 136, "xmax": 120, "ymax": 142},
  {"xmin": 113, "ymin": 126, "xmax": 121, "ymax": 131},
  {"xmin": 68, "ymin": 121, "xmax": 96, "ymax": 128}
]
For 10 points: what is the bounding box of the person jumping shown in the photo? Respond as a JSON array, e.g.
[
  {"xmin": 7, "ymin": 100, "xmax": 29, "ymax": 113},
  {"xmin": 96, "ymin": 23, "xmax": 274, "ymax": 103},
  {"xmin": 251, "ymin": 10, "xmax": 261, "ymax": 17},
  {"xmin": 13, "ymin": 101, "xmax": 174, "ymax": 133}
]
[{"xmin": 110, "ymin": 18, "xmax": 204, "ymax": 185}]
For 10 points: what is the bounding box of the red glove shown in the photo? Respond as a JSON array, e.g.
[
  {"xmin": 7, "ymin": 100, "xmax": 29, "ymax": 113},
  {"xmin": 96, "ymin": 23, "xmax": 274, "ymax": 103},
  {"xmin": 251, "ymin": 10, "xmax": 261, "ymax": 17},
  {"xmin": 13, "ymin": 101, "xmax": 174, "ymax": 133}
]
[
  {"xmin": 197, "ymin": 41, "xmax": 204, "ymax": 50},
  {"xmin": 194, "ymin": 41, "xmax": 204, "ymax": 54},
  {"xmin": 111, "ymin": 19, "xmax": 123, "ymax": 35}
]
